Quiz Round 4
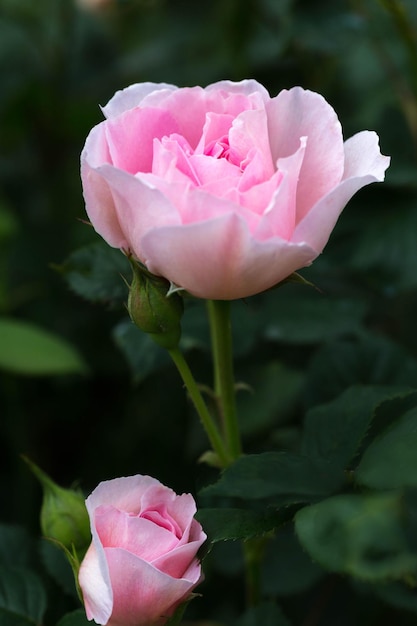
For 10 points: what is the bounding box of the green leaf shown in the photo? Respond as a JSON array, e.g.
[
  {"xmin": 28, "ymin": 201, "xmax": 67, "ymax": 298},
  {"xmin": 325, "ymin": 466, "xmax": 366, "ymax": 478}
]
[
  {"xmin": 235, "ymin": 601, "xmax": 291, "ymax": 626},
  {"xmin": 262, "ymin": 290, "xmax": 368, "ymax": 345},
  {"xmin": 56, "ymin": 610, "xmax": 90, "ymax": 626},
  {"xmin": 349, "ymin": 202, "xmax": 417, "ymax": 291},
  {"xmin": 261, "ymin": 526, "xmax": 324, "ymax": 596},
  {"xmin": 0, "ymin": 565, "xmax": 47, "ymax": 625},
  {"xmin": 0, "ymin": 525, "xmax": 35, "ymax": 569},
  {"xmin": 304, "ymin": 334, "xmax": 417, "ymax": 407},
  {"xmin": 238, "ymin": 361, "xmax": 303, "ymax": 438},
  {"xmin": 295, "ymin": 493, "xmax": 417, "ymax": 582},
  {"xmin": 201, "ymin": 452, "xmax": 345, "ymax": 506},
  {"xmin": 356, "ymin": 406, "xmax": 417, "ymax": 489},
  {"xmin": 39, "ymin": 540, "xmax": 77, "ymax": 598},
  {"xmin": 58, "ymin": 242, "xmax": 130, "ymax": 305},
  {"xmin": 112, "ymin": 319, "xmax": 170, "ymax": 383},
  {"xmin": 301, "ymin": 386, "xmax": 415, "ymax": 470},
  {"xmin": 195, "ymin": 508, "xmax": 287, "ymax": 543},
  {"xmin": 0, "ymin": 318, "xmax": 87, "ymax": 376}
]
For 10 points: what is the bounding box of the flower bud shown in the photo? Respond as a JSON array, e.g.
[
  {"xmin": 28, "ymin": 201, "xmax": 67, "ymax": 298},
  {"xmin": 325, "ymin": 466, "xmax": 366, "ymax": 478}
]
[
  {"xmin": 24, "ymin": 457, "xmax": 90, "ymax": 559},
  {"xmin": 127, "ymin": 259, "xmax": 183, "ymax": 350}
]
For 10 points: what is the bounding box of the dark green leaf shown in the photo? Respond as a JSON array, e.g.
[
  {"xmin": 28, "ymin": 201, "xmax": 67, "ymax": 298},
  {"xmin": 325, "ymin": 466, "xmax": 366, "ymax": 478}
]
[
  {"xmin": 56, "ymin": 610, "xmax": 90, "ymax": 626},
  {"xmin": 0, "ymin": 525, "xmax": 35, "ymax": 569},
  {"xmin": 262, "ymin": 291, "xmax": 368, "ymax": 345},
  {"xmin": 0, "ymin": 318, "xmax": 87, "ymax": 376},
  {"xmin": 112, "ymin": 319, "xmax": 170, "ymax": 383},
  {"xmin": 235, "ymin": 601, "xmax": 291, "ymax": 626},
  {"xmin": 356, "ymin": 406, "xmax": 417, "ymax": 489},
  {"xmin": 295, "ymin": 493, "xmax": 417, "ymax": 582},
  {"xmin": 195, "ymin": 508, "xmax": 287, "ymax": 543},
  {"xmin": 39, "ymin": 539, "xmax": 77, "ymax": 598},
  {"xmin": 59, "ymin": 243, "xmax": 130, "ymax": 305},
  {"xmin": 238, "ymin": 361, "xmax": 303, "ymax": 438},
  {"xmin": 304, "ymin": 334, "xmax": 417, "ymax": 407},
  {"xmin": 301, "ymin": 385, "xmax": 414, "ymax": 469},
  {"xmin": 0, "ymin": 565, "xmax": 47, "ymax": 625},
  {"xmin": 261, "ymin": 525, "xmax": 324, "ymax": 596},
  {"xmin": 201, "ymin": 452, "xmax": 345, "ymax": 506}
]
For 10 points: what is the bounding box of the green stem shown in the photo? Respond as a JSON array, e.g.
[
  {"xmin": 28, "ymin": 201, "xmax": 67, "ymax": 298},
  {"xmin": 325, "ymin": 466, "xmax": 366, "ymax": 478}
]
[
  {"xmin": 168, "ymin": 347, "xmax": 230, "ymax": 467},
  {"xmin": 243, "ymin": 537, "xmax": 265, "ymax": 607},
  {"xmin": 207, "ymin": 300, "xmax": 242, "ymax": 460}
]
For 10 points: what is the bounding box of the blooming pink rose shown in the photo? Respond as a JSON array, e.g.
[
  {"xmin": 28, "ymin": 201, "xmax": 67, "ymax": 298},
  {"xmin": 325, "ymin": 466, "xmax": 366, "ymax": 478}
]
[
  {"xmin": 78, "ymin": 475, "xmax": 206, "ymax": 626},
  {"xmin": 81, "ymin": 80, "xmax": 390, "ymax": 300}
]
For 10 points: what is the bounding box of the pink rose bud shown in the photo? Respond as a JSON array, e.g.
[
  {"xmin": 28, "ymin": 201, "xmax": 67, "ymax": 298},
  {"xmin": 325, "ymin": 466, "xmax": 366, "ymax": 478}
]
[
  {"xmin": 78, "ymin": 475, "xmax": 206, "ymax": 626},
  {"xmin": 81, "ymin": 80, "xmax": 390, "ymax": 300}
]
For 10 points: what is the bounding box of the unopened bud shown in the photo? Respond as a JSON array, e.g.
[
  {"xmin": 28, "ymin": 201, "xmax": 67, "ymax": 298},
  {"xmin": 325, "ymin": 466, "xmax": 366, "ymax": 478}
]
[
  {"xmin": 127, "ymin": 260, "xmax": 183, "ymax": 350},
  {"xmin": 24, "ymin": 457, "xmax": 90, "ymax": 558}
]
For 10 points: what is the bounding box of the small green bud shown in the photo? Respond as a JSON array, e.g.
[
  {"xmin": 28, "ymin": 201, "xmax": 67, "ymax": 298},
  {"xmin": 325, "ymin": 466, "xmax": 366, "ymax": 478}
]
[
  {"xmin": 23, "ymin": 457, "xmax": 90, "ymax": 558},
  {"xmin": 127, "ymin": 259, "xmax": 184, "ymax": 350}
]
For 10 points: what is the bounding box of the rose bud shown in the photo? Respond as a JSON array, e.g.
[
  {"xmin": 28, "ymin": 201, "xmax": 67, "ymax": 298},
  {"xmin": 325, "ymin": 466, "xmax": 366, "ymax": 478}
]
[
  {"xmin": 127, "ymin": 258, "xmax": 183, "ymax": 349},
  {"xmin": 78, "ymin": 475, "xmax": 206, "ymax": 626}
]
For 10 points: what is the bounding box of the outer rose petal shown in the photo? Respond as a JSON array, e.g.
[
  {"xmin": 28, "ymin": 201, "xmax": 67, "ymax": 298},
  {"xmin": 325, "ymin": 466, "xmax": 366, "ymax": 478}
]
[
  {"xmin": 93, "ymin": 165, "xmax": 180, "ymax": 258},
  {"xmin": 86, "ymin": 475, "xmax": 161, "ymax": 515},
  {"xmin": 102, "ymin": 83, "xmax": 177, "ymax": 118},
  {"xmin": 293, "ymin": 131, "xmax": 390, "ymax": 252},
  {"xmin": 105, "ymin": 548, "xmax": 200, "ymax": 626},
  {"xmin": 79, "ymin": 543, "xmax": 113, "ymax": 624},
  {"xmin": 205, "ymin": 79, "xmax": 270, "ymax": 103},
  {"xmin": 142, "ymin": 212, "xmax": 316, "ymax": 300},
  {"xmin": 267, "ymin": 87, "xmax": 345, "ymax": 222}
]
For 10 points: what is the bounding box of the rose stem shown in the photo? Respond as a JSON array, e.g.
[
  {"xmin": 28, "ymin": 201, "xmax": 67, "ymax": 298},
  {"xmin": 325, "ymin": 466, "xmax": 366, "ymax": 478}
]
[
  {"xmin": 168, "ymin": 347, "xmax": 230, "ymax": 467},
  {"xmin": 206, "ymin": 299, "xmax": 242, "ymax": 461}
]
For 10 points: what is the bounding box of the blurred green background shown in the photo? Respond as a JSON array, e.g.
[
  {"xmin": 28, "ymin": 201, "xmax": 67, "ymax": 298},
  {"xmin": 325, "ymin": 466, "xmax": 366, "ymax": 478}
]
[{"xmin": 2, "ymin": 0, "xmax": 417, "ymax": 624}]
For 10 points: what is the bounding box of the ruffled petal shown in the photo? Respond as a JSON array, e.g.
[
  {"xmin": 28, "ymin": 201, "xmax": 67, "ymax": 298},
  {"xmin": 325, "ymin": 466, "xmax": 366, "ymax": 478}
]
[
  {"xmin": 102, "ymin": 83, "xmax": 177, "ymax": 118},
  {"xmin": 86, "ymin": 475, "xmax": 161, "ymax": 516},
  {"xmin": 267, "ymin": 87, "xmax": 344, "ymax": 222},
  {"xmin": 255, "ymin": 137, "xmax": 306, "ymax": 241},
  {"xmin": 293, "ymin": 130, "xmax": 390, "ymax": 252}
]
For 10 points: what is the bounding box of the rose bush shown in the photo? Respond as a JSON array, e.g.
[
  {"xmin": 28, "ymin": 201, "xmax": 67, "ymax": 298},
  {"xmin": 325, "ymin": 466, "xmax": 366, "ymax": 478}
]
[
  {"xmin": 78, "ymin": 475, "xmax": 206, "ymax": 626},
  {"xmin": 81, "ymin": 80, "xmax": 390, "ymax": 300}
]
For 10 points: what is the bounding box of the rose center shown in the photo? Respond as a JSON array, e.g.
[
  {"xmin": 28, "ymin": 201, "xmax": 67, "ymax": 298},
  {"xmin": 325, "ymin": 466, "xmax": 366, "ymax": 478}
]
[{"xmin": 140, "ymin": 507, "xmax": 182, "ymax": 539}]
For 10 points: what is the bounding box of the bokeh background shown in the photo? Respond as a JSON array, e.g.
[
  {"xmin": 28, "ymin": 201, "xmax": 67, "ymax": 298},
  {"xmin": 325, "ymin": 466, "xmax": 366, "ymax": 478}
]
[{"xmin": 2, "ymin": 0, "xmax": 417, "ymax": 624}]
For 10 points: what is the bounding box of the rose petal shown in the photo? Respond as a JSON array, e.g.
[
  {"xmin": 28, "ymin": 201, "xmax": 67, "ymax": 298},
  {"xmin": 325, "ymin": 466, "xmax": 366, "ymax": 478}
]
[
  {"xmin": 94, "ymin": 506, "xmax": 178, "ymax": 560},
  {"xmin": 255, "ymin": 137, "xmax": 307, "ymax": 241},
  {"xmin": 205, "ymin": 79, "xmax": 270, "ymax": 105},
  {"xmin": 151, "ymin": 539, "xmax": 205, "ymax": 579},
  {"xmin": 96, "ymin": 165, "xmax": 180, "ymax": 257},
  {"xmin": 267, "ymin": 87, "xmax": 345, "ymax": 222},
  {"xmin": 142, "ymin": 212, "xmax": 316, "ymax": 300},
  {"xmin": 104, "ymin": 107, "xmax": 179, "ymax": 174},
  {"xmin": 79, "ymin": 542, "xmax": 113, "ymax": 625},
  {"xmin": 102, "ymin": 83, "xmax": 177, "ymax": 118},
  {"xmin": 105, "ymin": 548, "xmax": 199, "ymax": 626},
  {"xmin": 140, "ymin": 486, "xmax": 198, "ymax": 536},
  {"xmin": 293, "ymin": 131, "xmax": 390, "ymax": 252},
  {"xmin": 86, "ymin": 475, "xmax": 161, "ymax": 516}
]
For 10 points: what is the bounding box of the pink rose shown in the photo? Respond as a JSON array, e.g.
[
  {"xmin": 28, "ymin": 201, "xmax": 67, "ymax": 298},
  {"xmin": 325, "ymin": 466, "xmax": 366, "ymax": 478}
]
[
  {"xmin": 81, "ymin": 80, "xmax": 390, "ymax": 300},
  {"xmin": 78, "ymin": 475, "xmax": 206, "ymax": 626}
]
